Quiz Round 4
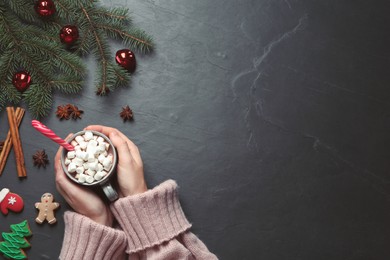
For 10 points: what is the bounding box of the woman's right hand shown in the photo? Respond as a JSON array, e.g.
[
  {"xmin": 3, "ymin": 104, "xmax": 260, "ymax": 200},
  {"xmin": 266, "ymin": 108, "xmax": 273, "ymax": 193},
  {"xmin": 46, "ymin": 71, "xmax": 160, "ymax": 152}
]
[{"xmin": 85, "ymin": 125, "xmax": 147, "ymax": 197}]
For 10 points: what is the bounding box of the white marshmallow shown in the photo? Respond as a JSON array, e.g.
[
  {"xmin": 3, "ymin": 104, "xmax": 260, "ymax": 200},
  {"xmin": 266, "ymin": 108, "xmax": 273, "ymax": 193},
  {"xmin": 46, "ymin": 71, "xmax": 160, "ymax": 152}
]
[
  {"xmin": 97, "ymin": 144, "xmax": 106, "ymax": 152},
  {"xmin": 67, "ymin": 162, "xmax": 77, "ymax": 173},
  {"xmin": 75, "ymin": 135, "xmax": 84, "ymax": 144},
  {"xmin": 84, "ymin": 131, "xmax": 93, "ymax": 141},
  {"xmin": 75, "ymin": 150, "xmax": 83, "ymax": 158},
  {"xmin": 76, "ymin": 166, "xmax": 84, "ymax": 174},
  {"xmin": 71, "ymin": 140, "xmax": 78, "ymax": 147},
  {"xmin": 86, "ymin": 175, "xmax": 94, "ymax": 183},
  {"xmin": 97, "ymin": 163, "xmax": 103, "ymax": 172},
  {"xmin": 98, "ymin": 154, "xmax": 105, "ymax": 163},
  {"xmin": 86, "ymin": 169, "xmax": 95, "ymax": 176},
  {"xmin": 64, "ymin": 158, "xmax": 71, "ymax": 166},
  {"xmin": 78, "ymin": 174, "xmax": 87, "ymax": 183},
  {"xmin": 87, "ymin": 152, "xmax": 96, "ymax": 162},
  {"xmin": 105, "ymin": 143, "xmax": 110, "ymax": 151},
  {"xmin": 89, "ymin": 161, "xmax": 98, "ymax": 171},
  {"xmin": 103, "ymin": 164, "xmax": 112, "ymax": 171},
  {"xmin": 67, "ymin": 151, "xmax": 75, "ymax": 159},
  {"xmin": 76, "ymin": 151, "xmax": 87, "ymax": 161},
  {"xmin": 72, "ymin": 158, "xmax": 84, "ymax": 167},
  {"xmin": 102, "ymin": 158, "xmax": 111, "ymax": 167},
  {"xmin": 79, "ymin": 141, "xmax": 87, "ymax": 150},
  {"xmin": 97, "ymin": 136, "xmax": 105, "ymax": 143},
  {"xmin": 87, "ymin": 140, "xmax": 98, "ymax": 148},
  {"xmin": 94, "ymin": 171, "xmax": 104, "ymax": 181}
]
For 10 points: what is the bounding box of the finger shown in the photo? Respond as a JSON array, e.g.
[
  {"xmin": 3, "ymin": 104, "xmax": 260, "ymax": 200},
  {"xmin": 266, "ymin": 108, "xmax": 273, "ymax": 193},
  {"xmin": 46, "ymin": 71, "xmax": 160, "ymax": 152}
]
[
  {"xmin": 122, "ymin": 138, "xmax": 142, "ymax": 167},
  {"xmin": 85, "ymin": 126, "xmax": 131, "ymax": 146},
  {"xmin": 109, "ymin": 131, "xmax": 134, "ymax": 165},
  {"xmin": 54, "ymin": 133, "xmax": 73, "ymax": 180},
  {"xmin": 87, "ymin": 125, "xmax": 142, "ymax": 166},
  {"xmin": 85, "ymin": 125, "xmax": 117, "ymax": 136},
  {"xmin": 54, "ymin": 136, "xmax": 79, "ymax": 195},
  {"xmin": 64, "ymin": 133, "xmax": 74, "ymax": 142}
]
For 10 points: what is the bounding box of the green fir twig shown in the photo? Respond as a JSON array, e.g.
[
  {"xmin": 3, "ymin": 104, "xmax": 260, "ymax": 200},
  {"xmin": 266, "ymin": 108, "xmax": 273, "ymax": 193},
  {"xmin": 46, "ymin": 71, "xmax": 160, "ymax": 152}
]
[{"xmin": 0, "ymin": 0, "xmax": 153, "ymax": 118}]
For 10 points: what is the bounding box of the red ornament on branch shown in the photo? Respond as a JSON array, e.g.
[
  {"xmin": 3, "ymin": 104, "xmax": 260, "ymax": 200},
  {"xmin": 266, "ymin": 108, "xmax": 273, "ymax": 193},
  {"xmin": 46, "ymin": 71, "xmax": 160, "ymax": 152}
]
[
  {"xmin": 12, "ymin": 71, "xmax": 31, "ymax": 92},
  {"xmin": 35, "ymin": 0, "xmax": 56, "ymax": 17},
  {"xmin": 115, "ymin": 49, "xmax": 136, "ymax": 73},
  {"xmin": 60, "ymin": 25, "xmax": 79, "ymax": 45}
]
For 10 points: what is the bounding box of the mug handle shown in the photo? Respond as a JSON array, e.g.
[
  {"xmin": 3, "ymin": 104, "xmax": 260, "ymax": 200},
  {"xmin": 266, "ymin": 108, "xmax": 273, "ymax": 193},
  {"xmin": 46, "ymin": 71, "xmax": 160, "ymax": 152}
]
[{"xmin": 101, "ymin": 182, "xmax": 119, "ymax": 201}]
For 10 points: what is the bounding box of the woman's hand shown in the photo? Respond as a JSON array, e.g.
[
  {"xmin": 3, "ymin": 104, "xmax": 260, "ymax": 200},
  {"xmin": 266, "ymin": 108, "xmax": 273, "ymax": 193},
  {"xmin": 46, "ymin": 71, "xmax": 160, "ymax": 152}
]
[
  {"xmin": 85, "ymin": 125, "xmax": 147, "ymax": 197},
  {"xmin": 54, "ymin": 139, "xmax": 113, "ymax": 226}
]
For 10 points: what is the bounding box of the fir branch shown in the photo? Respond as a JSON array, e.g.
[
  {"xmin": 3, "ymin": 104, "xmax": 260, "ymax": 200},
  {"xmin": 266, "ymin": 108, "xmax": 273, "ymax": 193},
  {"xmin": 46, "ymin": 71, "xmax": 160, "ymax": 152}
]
[
  {"xmin": 0, "ymin": 52, "xmax": 20, "ymax": 104},
  {"xmin": 23, "ymin": 84, "xmax": 53, "ymax": 118},
  {"xmin": 0, "ymin": 0, "xmax": 153, "ymax": 116},
  {"xmin": 93, "ymin": 7, "xmax": 130, "ymax": 27},
  {"xmin": 0, "ymin": 89, "xmax": 5, "ymax": 111},
  {"xmin": 49, "ymin": 78, "xmax": 83, "ymax": 94},
  {"xmin": 80, "ymin": 4, "xmax": 111, "ymax": 94},
  {"xmin": 0, "ymin": 85, "xmax": 21, "ymax": 104},
  {"xmin": 6, "ymin": 0, "xmax": 37, "ymax": 23},
  {"xmin": 97, "ymin": 24, "xmax": 154, "ymax": 53},
  {"xmin": 112, "ymin": 65, "xmax": 131, "ymax": 88}
]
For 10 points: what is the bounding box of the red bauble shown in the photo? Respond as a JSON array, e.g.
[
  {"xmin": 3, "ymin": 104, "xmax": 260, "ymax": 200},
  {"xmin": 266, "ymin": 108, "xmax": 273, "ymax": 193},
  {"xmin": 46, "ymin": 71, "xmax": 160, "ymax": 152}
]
[
  {"xmin": 35, "ymin": 0, "xmax": 56, "ymax": 17},
  {"xmin": 60, "ymin": 25, "xmax": 79, "ymax": 45},
  {"xmin": 12, "ymin": 71, "xmax": 32, "ymax": 92},
  {"xmin": 115, "ymin": 49, "xmax": 136, "ymax": 73}
]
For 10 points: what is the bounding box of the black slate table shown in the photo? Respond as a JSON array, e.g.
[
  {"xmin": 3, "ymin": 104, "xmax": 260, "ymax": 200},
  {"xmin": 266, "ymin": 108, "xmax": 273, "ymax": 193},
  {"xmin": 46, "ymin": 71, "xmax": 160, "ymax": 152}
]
[{"xmin": 1, "ymin": 0, "xmax": 390, "ymax": 259}]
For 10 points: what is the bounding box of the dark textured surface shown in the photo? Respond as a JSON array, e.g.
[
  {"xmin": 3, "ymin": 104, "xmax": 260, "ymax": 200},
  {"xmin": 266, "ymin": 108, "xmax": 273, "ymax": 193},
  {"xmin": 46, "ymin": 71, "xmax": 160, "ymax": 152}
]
[{"xmin": 1, "ymin": 0, "xmax": 390, "ymax": 259}]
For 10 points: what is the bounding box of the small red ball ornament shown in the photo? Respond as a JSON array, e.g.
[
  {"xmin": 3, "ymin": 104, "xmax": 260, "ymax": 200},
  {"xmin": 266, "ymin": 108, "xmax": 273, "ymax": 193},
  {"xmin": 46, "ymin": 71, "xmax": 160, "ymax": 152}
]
[
  {"xmin": 115, "ymin": 49, "xmax": 136, "ymax": 73},
  {"xmin": 35, "ymin": 0, "xmax": 56, "ymax": 17},
  {"xmin": 12, "ymin": 71, "xmax": 32, "ymax": 92},
  {"xmin": 60, "ymin": 25, "xmax": 79, "ymax": 45}
]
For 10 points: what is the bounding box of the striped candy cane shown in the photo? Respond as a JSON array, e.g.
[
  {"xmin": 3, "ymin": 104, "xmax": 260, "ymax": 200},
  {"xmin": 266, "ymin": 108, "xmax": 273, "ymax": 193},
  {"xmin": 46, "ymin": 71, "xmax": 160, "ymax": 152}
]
[{"xmin": 31, "ymin": 120, "xmax": 74, "ymax": 151}]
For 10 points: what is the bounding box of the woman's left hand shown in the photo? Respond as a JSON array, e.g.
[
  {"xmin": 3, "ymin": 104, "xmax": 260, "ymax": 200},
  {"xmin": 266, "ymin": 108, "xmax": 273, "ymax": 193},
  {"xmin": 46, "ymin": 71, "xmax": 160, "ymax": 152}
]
[{"xmin": 54, "ymin": 139, "xmax": 113, "ymax": 226}]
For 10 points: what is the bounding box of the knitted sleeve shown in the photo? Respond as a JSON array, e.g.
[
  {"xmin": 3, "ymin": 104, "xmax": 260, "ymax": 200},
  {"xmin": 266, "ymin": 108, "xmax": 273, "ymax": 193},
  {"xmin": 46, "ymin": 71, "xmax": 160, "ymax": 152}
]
[
  {"xmin": 110, "ymin": 180, "xmax": 218, "ymax": 259},
  {"xmin": 59, "ymin": 212, "xmax": 127, "ymax": 260}
]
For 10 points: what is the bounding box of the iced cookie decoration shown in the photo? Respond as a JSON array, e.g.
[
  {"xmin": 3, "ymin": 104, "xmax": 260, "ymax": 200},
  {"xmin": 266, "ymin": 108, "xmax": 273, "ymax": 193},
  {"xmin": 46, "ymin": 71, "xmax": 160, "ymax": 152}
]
[
  {"xmin": 35, "ymin": 193, "xmax": 59, "ymax": 225},
  {"xmin": 0, "ymin": 188, "xmax": 24, "ymax": 215},
  {"xmin": 0, "ymin": 220, "xmax": 32, "ymax": 260},
  {"xmin": 64, "ymin": 130, "xmax": 113, "ymax": 184}
]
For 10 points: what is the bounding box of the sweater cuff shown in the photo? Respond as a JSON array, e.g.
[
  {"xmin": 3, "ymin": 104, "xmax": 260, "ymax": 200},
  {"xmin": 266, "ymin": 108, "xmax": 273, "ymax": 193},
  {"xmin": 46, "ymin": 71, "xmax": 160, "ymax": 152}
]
[
  {"xmin": 111, "ymin": 180, "xmax": 192, "ymax": 254},
  {"xmin": 60, "ymin": 211, "xmax": 127, "ymax": 260}
]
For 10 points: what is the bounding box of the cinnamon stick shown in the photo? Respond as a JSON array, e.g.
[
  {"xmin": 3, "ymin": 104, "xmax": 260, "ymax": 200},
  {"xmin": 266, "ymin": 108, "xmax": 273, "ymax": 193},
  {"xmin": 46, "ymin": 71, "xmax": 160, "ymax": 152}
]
[
  {"xmin": 5, "ymin": 107, "xmax": 26, "ymax": 178},
  {"xmin": 0, "ymin": 108, "xmax": 24, "ymax": 176}
]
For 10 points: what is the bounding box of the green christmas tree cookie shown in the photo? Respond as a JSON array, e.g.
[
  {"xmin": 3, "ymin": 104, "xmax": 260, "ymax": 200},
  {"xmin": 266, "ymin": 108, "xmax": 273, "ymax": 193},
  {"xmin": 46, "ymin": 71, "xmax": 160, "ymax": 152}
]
[{"xmin": 0, "ymin": 220, "xmax": 32, "ymax": 260}]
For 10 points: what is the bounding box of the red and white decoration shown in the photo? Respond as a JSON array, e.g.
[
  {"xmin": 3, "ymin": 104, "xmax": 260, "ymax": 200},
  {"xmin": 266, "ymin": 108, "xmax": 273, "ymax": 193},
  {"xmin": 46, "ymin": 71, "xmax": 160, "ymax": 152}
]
[{"xmin": 0, "ymin": 188, "xmax": 24, "ymax": 215}]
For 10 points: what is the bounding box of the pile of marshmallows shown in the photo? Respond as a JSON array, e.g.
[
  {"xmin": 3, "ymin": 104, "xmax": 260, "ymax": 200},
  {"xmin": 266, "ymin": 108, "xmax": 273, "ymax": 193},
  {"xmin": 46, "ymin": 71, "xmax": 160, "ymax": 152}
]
[{"xmin": 64, "ymin": 131, "xmax": 113, "ymax": 184}]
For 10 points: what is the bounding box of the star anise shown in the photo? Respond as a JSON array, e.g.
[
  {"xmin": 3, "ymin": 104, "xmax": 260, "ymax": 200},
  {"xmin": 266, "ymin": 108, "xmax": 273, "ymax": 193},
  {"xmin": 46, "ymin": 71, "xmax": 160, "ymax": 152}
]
[
  {"xmin": 56, "ymin": 104, "xmax": 83, "ymax": 120},
  {"xmin": 120, "ymin": 105, "xmax": 134, "ymax": 122},
  {"xmin": 33, "ymin": 150, "xmax": 49, "ymax": 169},
  {"xmin": 67, "ymin": 104, "xmax": 83, "ymax": 120},
  {"xmin": 56, "ymin": 105, "xmax": 70, "ymax": 120},
  {"xmin": 0, "ymin": 141, "xmax": 4, "ymax": 152}
]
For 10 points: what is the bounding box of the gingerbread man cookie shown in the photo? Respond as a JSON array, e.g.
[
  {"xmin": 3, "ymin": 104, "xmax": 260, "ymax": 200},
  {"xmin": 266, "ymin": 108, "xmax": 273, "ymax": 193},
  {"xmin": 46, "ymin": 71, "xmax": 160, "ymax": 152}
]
[{"xmin": 35, "ymin": 193, "xmax": 59, "ymax": 224}]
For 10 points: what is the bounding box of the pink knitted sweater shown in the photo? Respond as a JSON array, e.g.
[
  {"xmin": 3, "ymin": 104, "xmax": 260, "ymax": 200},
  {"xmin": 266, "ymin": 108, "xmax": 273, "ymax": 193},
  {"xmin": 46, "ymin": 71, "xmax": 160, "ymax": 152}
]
[{"xmin": 59, "ymin": 180, "xmax": 218, "ymax": 259}]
